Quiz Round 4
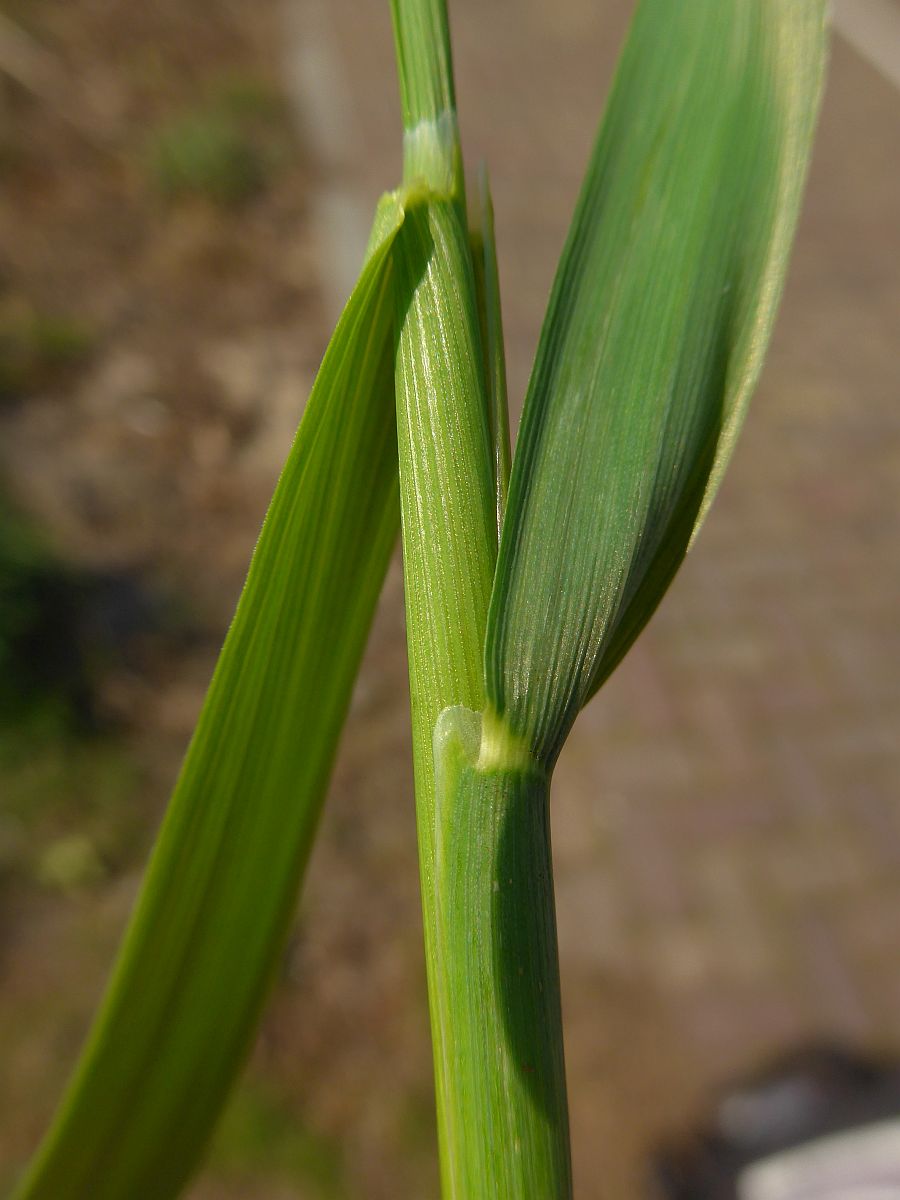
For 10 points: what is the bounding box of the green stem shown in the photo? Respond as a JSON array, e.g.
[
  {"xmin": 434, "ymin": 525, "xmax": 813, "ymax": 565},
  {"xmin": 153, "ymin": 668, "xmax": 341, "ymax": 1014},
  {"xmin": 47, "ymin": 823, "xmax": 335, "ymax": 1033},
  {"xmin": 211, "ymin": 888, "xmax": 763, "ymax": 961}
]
[
  {"xmin": 433, "ymin": 708, "xmax": 572, "ymax": 1199},
  {"xmin": 389, "ymin": 6, "xmax": 571, "ymax": 1197},
  {"xmin": 391, "ymin": 190, "xmax": 497, "ymax": 1178},
  {"xmin": 390, "ymin": 0, "xmax": 465, "ymax": 210}
]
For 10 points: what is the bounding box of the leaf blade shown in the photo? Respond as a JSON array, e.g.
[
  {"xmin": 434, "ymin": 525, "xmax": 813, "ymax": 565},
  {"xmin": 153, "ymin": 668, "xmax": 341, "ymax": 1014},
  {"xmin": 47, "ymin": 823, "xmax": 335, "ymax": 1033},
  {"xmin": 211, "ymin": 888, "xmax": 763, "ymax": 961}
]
[
  {"xmin": 485, "ymin": 0, "xmax": 827, "ymax": 765},
  {"xmin": 14, "ymin": 198, "xmax": 405, "ymax": 1200}
]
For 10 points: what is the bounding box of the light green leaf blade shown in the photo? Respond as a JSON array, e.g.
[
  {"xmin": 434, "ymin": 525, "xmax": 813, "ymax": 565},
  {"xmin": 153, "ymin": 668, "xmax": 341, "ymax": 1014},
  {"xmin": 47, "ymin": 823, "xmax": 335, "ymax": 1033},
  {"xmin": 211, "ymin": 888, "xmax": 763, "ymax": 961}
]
[
  {"xmin": 485, "ymin": 0, "xmax": 827, "ymax": 766},
  {"xmin": 13, "ymin": 197, "xmax": 405, "ymax": 1200}
]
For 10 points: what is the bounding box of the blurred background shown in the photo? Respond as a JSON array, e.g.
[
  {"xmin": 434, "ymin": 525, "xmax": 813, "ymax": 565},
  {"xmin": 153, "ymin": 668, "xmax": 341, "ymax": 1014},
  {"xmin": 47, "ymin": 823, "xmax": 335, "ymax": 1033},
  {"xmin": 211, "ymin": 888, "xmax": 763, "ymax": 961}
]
[{"xmin": 0, "ymin": 1, "xmax": 897, "ymax": 1197}]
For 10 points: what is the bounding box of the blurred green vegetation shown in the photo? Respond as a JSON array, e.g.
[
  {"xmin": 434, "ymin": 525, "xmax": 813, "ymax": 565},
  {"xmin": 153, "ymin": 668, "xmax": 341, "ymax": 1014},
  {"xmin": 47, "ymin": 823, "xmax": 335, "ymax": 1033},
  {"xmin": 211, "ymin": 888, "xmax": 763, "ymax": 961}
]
[
  {"xmin": 0, "ymin": 306, "xmax": 95, "ymax": 402},
  {"xmin": 145, "ymin": 75, "xmax": 291, "ymax": 207},
  {"xmin": 147, "ymin": 111, "xmax": 264, "ymax": 206},
  {"xmin": 0, "ymin": 712, "xmax": 141, "ymax": 891},
  {"xmin": 210, "ymin": 1081, "xmax": 348, "ymax": 1198},
  {"xmin": 0, "ymin": 496, "xmax": 109, "ymax": 730},
  {"xmin": 0, "ymin": 496, "xmax": 79, "ymax": 723},
  {"xmin": 211, "ymin": 73, "xmax": 288, "ymax": 122},
  {"xmin": 0, "ymin": 494, "xmax": 164, "ymax": 890}
]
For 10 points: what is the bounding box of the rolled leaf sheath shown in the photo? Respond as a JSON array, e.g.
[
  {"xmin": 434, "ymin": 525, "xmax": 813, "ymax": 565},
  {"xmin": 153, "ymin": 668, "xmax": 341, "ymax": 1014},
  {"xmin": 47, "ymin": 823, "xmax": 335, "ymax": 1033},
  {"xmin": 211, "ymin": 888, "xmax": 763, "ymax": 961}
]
[
  {"xmin": 433, "ymin": 708, "xmax": 572, "ymax": 1200},
  {"xmin": 391, "ymin": 189, "xmax": 496, "ymax": 1011}
]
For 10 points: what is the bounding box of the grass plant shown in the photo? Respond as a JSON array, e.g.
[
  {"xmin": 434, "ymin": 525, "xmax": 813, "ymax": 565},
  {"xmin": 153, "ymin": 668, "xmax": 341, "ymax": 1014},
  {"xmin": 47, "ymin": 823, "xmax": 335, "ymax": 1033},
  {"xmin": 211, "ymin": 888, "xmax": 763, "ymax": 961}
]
[{"xmin": 12, "ymin": 2, "xmax": 827, "ymax": 1198}]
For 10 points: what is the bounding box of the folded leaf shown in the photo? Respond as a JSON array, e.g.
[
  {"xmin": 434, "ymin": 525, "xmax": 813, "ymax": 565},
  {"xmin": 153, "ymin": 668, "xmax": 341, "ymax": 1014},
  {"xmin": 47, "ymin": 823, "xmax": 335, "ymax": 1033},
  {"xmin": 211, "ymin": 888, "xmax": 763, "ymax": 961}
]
[
  {"xmin": 14, "ymin": 196, "xmax": 405, "ymax": 1200},
  {"xmin": 485, "ymin": 0, "xmax": 827, "ymax": 767}
]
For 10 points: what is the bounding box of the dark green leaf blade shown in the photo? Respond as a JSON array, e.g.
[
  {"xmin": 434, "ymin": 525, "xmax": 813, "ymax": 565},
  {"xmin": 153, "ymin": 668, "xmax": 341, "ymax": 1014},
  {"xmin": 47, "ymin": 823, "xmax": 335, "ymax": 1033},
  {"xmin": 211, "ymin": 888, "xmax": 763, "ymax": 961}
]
[
  {"xmin": 485, "ymin": 0, "xmax": 827, "ymax": 767},
  {"xmin": 13, "ymin": 198, "xmax": 404, "ymax": 1200},
  {"xmin": 470, "ymin": 164, "xmax": 512, "ymax": 540}
]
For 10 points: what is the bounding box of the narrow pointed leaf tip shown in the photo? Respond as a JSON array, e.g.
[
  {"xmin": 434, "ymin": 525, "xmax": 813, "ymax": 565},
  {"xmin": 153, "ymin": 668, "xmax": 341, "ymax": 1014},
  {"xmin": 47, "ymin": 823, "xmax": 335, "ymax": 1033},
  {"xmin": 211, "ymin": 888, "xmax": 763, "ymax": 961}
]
[{"xmin": 485, "ymin": 0, "xmax": 827, "ymax": 767}]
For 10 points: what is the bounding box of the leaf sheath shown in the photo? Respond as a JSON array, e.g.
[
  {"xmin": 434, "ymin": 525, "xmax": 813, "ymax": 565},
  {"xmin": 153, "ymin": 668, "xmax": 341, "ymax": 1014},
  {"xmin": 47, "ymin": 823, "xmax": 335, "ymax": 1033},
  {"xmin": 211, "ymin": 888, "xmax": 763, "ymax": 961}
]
[{"xmin": 432, "ymin": 707, "xmax": 571, "ymax": 1200}]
